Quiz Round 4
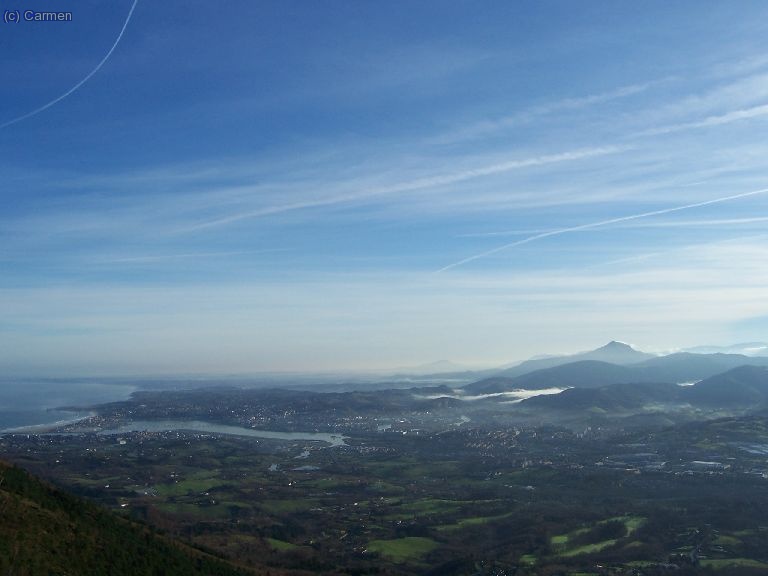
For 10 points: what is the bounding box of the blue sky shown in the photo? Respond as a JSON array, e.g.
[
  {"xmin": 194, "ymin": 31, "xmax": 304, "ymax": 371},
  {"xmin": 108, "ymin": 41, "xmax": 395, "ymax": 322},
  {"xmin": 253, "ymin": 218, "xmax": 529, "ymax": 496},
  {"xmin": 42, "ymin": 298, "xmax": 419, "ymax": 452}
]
[{"xmin": 2, "ymin": 1, "xmax": 768, "ymax": 375}]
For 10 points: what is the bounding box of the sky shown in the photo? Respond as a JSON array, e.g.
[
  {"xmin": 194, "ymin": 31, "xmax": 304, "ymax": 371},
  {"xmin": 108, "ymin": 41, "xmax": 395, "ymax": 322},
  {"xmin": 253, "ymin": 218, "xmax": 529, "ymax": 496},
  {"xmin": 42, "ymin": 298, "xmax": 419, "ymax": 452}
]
[{"xmin": 2, "ymin": 1, "xmax": 768, "ymax": 375}]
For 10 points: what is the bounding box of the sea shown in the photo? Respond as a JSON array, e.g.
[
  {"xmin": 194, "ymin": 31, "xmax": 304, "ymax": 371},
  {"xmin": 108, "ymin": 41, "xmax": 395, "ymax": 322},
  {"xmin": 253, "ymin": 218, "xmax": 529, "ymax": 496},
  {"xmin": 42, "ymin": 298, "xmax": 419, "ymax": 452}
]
[{"xmin": 0, "ymin": 378, "xmax": 137, "ymax": 432}]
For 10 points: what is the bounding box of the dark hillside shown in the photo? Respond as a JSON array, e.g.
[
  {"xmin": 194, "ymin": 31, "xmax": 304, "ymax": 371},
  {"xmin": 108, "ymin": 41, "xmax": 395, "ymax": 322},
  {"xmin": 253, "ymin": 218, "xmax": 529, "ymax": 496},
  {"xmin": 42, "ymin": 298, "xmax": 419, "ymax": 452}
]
[
  {"xmin": 521, "ymin": 381, "xmax": 682, "ymax": 412},
  {"xmin": 511, "ymin": 360, "xmax": 638, "ymax": 390},
  {"xmin": 466, "ymin": 360, "xmax": 637, "ymax": 393},
  {"xmin": 0, "ymin": 460, "xmax": 258, "ymax": 576},
  {"xmin": 683, "ymin": 365, "xmax": 768, "ymax": 408},
  {"xmin": 637, "ymin": 352, "xmax": 768, "ymax": 382},
  {"xmin": 466, "ymin": 352, "xmax": 768, "ymax": 395}
]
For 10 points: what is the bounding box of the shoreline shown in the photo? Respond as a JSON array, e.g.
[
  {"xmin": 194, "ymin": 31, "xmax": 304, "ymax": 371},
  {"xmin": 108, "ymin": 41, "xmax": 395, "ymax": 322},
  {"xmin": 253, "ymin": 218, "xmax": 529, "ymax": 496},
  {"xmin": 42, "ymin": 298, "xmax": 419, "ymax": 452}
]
[{"xmin": 0, "ymin": 411, "xmax": 97, "ymax": 435}]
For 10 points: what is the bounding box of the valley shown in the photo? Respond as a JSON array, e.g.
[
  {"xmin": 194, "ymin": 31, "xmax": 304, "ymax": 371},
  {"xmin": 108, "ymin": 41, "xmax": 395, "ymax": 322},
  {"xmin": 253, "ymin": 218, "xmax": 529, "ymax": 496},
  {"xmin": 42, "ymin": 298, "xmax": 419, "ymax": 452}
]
[{"xmin": 4, "ymin": 343, "xmax": 768, "ymax": 574}]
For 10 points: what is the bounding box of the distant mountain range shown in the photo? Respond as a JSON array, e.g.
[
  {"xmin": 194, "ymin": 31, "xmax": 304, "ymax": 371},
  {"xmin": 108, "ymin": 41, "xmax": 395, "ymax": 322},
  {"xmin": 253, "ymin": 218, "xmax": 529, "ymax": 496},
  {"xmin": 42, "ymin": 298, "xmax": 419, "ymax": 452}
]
[
  {"xmin": 519, "ymin": 365, "xmax": 768, "ymax": 413},
  {"xmin": 465, "ymin": 342, "xmax": 768, "ymax": 394},
  {"xmin": 496, "ymin": 341, "xmax": 655, "ymax": 378},
  {"xmin": 682, "ymin": 342, "xmax": 768, "ymax": 356},
  {"xmin": 471, "ymin": 360, "xmax": 639, "ymax": 393}
]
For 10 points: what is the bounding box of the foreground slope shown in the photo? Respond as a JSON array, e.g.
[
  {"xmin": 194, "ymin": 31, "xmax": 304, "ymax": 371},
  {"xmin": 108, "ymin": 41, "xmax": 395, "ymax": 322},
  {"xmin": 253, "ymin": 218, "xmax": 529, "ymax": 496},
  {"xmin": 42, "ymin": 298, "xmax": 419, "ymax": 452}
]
[{"xmin": 0, "ymin": 460, "xmax": 256, "ymax": 576}]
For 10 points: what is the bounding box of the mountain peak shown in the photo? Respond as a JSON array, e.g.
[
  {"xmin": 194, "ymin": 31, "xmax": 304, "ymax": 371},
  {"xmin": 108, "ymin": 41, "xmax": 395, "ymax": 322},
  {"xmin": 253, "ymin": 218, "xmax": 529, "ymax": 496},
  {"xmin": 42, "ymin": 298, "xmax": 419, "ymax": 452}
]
[
  {"xmin": 599, "ymin": 340, "xmax": 636, "ymax": 351},
  {"xmin": 583, "ymin": 340, "xmax": 653, "ymax": 364},
  {"xmin": 494, "ymin": 340, "xmax": 655, "ymax": 381}
]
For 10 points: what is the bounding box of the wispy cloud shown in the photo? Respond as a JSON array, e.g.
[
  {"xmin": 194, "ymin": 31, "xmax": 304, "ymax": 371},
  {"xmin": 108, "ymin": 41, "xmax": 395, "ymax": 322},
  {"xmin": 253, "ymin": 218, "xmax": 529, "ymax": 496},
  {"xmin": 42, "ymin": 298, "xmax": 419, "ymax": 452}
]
[
  {"xmin": 181, "ymin": 146, "xmax": 625, "ymax": 232},
  {"xmin": 463, "ymin": 216, "xmax": 768, "ymax": 240},
  {"xmin": 636, "ymin": 102, "xmax": 768, "ymax": 137},
  {"xmin": 5, "ymin": 241, "xmax": 768, "ymax": 373},
  {"xmin": 436, "ymin": 186, "xmax": 768, "ymax": 273},
  {"xmin": 457, "ymin": 228, "xmax": 555, "ymax": 238},
  {"xmin": 585, "ymin": 233, "xmax": 768, "ymax": 269},
  {"xmin": 610, "ymin": 216, "xmax": 768, "ymax": 229},
  {"xmin": 433, "ymin": 81, "xmax": 659, "ymax": 144},
  {"xmin": 96, "ymin": 249, "xmax": 288, "ymax": 264},
  {"xmin": 709, "ymin": 54, "xmax": 768, "ymax": 79}
]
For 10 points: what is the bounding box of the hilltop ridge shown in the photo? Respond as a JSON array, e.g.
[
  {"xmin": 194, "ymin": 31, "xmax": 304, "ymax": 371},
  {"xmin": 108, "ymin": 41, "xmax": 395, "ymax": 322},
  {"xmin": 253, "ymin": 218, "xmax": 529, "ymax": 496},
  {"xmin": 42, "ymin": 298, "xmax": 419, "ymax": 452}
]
[{"xmin": 495, "ymin": 341, "xmax": 655, "ymax": 379}]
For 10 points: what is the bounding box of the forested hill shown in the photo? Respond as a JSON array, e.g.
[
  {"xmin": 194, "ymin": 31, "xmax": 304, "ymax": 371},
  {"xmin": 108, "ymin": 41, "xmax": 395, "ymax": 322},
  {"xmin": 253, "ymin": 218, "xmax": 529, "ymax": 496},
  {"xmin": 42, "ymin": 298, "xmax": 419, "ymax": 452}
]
[{"xmin": 0, "ymin": 460, "xmax": 258, "ymax": 576}]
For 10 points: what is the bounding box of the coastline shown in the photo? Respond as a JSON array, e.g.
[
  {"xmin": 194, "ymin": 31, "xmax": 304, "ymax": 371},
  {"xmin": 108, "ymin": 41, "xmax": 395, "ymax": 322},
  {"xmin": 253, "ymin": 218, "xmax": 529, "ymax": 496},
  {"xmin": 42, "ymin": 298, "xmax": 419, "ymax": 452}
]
[{"xmin": 0, "ymin": 411, "xmax": 96, "ymax": 435}]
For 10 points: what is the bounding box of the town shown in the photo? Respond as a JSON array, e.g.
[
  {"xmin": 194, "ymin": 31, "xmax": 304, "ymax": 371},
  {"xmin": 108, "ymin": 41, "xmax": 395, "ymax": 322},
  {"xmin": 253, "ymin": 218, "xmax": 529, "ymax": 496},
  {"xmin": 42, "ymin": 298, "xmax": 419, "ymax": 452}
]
[{"xmin": 3, "ymin": 384, "xmax": 768, "ymax": 575}]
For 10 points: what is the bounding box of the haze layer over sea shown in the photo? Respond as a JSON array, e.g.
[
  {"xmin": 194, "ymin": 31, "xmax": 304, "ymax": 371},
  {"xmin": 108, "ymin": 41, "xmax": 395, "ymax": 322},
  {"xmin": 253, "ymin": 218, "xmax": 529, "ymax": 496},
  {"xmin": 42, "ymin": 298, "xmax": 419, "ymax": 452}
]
[
  {"xmin": 0, "ymin": 379, "xmax": 138, "ymax": 431},
  {"xmin": 0, "ymin": 371, "xmax": 475, "ymax": 432}
]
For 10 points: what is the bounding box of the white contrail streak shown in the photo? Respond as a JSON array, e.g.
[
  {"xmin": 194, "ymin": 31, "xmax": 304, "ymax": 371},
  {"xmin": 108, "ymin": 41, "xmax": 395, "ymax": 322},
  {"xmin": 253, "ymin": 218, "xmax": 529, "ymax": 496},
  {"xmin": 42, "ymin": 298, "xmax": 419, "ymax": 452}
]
[
  {"xmin": 635, "ymin": 103, "xmax": 768, "ymax": 137},
  {"xmin": 434, "ymin": 81, "xmax": 658, "ymax": 144},
  {"xmin": 0, "ymin": 0, "xmax": 139, "ymax": 130},
  {"xmin": 436, "ymin": 186, "xmax": 768, "ymax": 273},
  {"xmin": 185, "ymin": 146, "xmax": 624, "ymax": 232}
]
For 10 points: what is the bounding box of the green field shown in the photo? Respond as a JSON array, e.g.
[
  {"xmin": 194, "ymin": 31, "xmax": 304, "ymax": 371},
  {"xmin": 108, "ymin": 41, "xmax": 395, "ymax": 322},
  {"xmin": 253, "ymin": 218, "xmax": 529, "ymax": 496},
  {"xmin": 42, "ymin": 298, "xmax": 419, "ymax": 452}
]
[
  {"xmin": 367, "ymin": 537, "xmax": 439, "ymax": 562},
  {"xmin": 436, "ymin": 510, "xmax": 515, "ymax": 531},
  {"xmin": 550, "ymin": 516, "xmax": 644, "ymax": 557},
  {"xmin": 6, "ymin": 399, "xmax": 768, "ymax": 576},
  {"xmin": 153, "ymin": 470, "xmax": 222, "ymax": 497},
  {"xmin": 266, "ymin": 538, "xmax": 300, "ymax": 551},
  {"xmin": 560, "ymin": 538, "xmax": 619, "ymax": 557}
]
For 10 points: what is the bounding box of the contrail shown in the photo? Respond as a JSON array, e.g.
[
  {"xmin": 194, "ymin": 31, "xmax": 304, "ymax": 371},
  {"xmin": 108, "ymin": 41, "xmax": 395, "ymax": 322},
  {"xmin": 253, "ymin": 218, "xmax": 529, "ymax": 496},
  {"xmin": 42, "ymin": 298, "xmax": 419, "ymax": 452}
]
[
  {"xmin": 436, "ymin": 186, "xmax": 768, "ymax": 273},
  {"xmin": 0, "ymin": 0, "xmax": 139, "ymax": 130},
  {"xmin": 635, "ymin": 102, "xmax": 768, "ymax": 138},
  {"xmin": 184, "ymin": 146, "xmax": 624, "ymax": 232}
]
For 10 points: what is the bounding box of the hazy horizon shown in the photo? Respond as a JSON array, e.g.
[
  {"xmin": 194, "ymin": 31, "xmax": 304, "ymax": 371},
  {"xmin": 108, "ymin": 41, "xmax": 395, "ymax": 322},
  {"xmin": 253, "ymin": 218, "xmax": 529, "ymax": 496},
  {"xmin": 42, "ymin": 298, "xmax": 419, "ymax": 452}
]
[
  {"xmin": 3, "ymin": 1, "xmax": 768, "ymax": 375},
  {"xmin": 3, "ymin": 339, "xmax": 768, "ymax": 379}
]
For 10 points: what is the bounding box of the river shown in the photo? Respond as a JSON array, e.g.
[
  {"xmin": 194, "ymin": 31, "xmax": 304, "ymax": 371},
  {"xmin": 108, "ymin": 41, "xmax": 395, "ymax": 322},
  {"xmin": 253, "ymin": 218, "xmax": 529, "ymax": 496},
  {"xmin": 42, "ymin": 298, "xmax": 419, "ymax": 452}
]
[{"xmin": 96, "ymin": 420, "xmax": 348, "ymax": 446}]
